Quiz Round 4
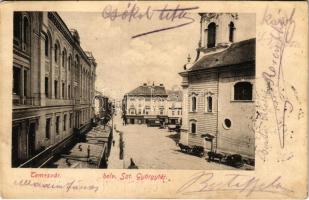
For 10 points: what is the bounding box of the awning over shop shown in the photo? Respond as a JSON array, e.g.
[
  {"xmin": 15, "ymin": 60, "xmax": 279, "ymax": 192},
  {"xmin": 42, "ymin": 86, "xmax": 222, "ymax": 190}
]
[{"xmin": 144, "ymin": 115, "xmax": 157, "ymax": 119}]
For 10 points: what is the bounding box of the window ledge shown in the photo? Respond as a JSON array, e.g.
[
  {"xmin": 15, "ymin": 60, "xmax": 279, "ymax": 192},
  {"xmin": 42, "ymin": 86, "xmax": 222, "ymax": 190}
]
[
  {"xmin": 189, "ymin": 111, "xmax": 197, "ymax": 113},
  {"xmin": 230, "ymin": 100, "xmax": 254, "ymax": 103},
  {"xmin": 204, "ymin": 112, "xmax": 214, "ymax": 114}
]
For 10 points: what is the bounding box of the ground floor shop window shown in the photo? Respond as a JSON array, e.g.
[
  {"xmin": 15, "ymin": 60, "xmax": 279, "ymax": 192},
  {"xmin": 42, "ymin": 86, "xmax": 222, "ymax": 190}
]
[
  {"xmin": 70, "ymin": 113, "xmax": 73, "ymax": 128},
  {"xmin": 56, "ymin": 116, "xmax": 60, "ymax": 134},
  {"xmin": 63, "ymin": 114, "xmax": 67, "ymax": 131},
  {"xmin": 13, "ymin": 67, "xmax": 21, "ymax": 95},
  {"xmin": 46, "ymin": 118, "xmax": 51, "ymax": 139}
]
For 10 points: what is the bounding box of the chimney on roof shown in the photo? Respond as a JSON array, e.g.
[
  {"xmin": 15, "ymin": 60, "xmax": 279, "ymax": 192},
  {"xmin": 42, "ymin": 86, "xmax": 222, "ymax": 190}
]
[{"xmin": 143, "ymin": 83, "xmax": 147, "ymax": 86}]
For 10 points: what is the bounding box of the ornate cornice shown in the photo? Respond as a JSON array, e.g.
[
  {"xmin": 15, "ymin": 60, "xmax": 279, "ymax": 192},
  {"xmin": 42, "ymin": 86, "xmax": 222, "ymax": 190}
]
[
  {"xmin": 47, "ymin": 12, "xmax": 92, "ymax": 67},
  {"xmin": 200, "ymin": 13, "xmax": 239, "ymax": 22}
]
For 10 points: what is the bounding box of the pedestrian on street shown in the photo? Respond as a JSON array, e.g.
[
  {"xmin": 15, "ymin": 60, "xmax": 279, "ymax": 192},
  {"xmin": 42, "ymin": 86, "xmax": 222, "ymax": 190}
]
[
  {"xmin": 112, "ymin": 140, "xmax": 115, "ymax": 146},
  {"xmin": 128, "ymin": 158, "xmax": 138, "ymax": 169}
]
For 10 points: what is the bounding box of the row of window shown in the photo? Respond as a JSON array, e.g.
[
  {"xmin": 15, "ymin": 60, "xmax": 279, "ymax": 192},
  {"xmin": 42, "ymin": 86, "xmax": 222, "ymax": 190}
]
[
  {"xmin": 191, "ymin": 96, "xmax": 213, "ymax": 113},
  {"xmin": 13, "ymin": 12, "xmax": 30, "ymax": 53},
  {"xmin": 190, "ymin": 118, "xmax": 232, "ymax": 134},
  {"xmin": 45, "ymin": 113, "xmax": 73, "ymax": 139},
  {"xmin": 44, "ymin": 44, "xmax": 93, "ymax": 100},
  {"xmin": 129, "ymin": 108, "xmax": 165, "ymax": 115},
  {"xmin": 13, "ymin": 65, "xmax": 83, "ymax": 101},
  {"xmin": 45, "ymin": 108, "xmax": 91, "ymax": 139},
  {"xmin": 13, "ymin": 13, "xmax": 94, "ymax": 102},
  {"xmin": 171, "ymin": 110, "xmax": 182, "ymax": 116},
  {"xmin": 130, "ymin": 97, "xmax": 166, "ymax": 102},
  {"xmin": 190, "ymin": 82, "xmax": 253, "ymax": 112},
  {"xmin": 44, "ymin": 77, "xmax": 74, "ymax": 99}
]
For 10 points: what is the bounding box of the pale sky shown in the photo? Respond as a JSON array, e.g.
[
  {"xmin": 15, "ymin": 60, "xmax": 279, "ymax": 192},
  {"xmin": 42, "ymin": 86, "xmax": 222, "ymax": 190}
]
[{"xmin": 59, "ymin": 12, "xmax": 200, "ymax": 100}]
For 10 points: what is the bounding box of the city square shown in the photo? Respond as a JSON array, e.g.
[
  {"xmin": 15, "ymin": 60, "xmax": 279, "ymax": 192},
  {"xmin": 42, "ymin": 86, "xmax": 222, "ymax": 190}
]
[{"xmin": 12, "ymin": 11, "xmax": 255, "ymax": 170}]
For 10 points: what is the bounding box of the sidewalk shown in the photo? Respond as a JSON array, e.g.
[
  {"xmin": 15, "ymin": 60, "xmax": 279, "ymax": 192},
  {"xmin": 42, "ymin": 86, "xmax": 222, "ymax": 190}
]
[{"xmin": 107, "ymin": 124, "xmax": 125, "ymax": 169}]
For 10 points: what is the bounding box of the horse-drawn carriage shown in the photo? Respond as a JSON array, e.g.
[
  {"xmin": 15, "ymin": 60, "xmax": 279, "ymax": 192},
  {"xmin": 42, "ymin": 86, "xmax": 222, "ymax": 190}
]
[
  {"xmin": 178, "ymin": 142, "xmax": 247, "ymax": 168},
  {"xmin": 167, "ymin": 124, "xmax": 181, "ymax": 132},
  {"xmin": 178, "ymin": 143, "xmax": 205, "ymax": 157}
]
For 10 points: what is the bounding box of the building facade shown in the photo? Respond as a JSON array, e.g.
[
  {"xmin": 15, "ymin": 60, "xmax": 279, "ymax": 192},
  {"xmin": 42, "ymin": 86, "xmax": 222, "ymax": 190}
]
[
  {"xmin": 166, "ymin": 90, "xmax": 182, "ymax": 125},
  {"xmin": 179, "ymin": 13, "xmax": 255, "ymax": 160},
  {"xmin": 123, "ymin": 83, "xmax": 169, "ymax": 125},
  {"xmin": 12, "ymin": 12, "xmax": 97, "ymax": 167},
  {"xmin": 94, "ymin": 91, "xmax": 112, "ymax": 125}
]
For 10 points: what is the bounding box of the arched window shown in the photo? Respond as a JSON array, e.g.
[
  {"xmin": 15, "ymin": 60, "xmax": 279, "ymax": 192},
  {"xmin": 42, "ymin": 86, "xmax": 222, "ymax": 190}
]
[
  {"xmin": 68, "ymin": 55, "xmax": 72, "ymax": 71},
  {"xmin": 23, "ymin": 17, "xmax": 30, "ymax": 45},
  {"xmin": 129, "ymin": 108, "xmax": 136, "ymax": 115},
  {"xmin": 13, "ymin": 12, "xmax": 22, "ymax": 45},
  {"xmin": 207, "ymin": 22, "xmax": 216, "ymax": 48},
  {"xmin": 44, "ymin": 33, "xmax": 49, "ymax": 57},
  {"xmin": 206, "ymin": 96, "xmax": 213, "ymax": 112},
  {"xmin": 190, "ymin": 122, "xmax": 196, "ymax": 134},
  {"xmin": 234, "ymin": 82, "xmax": 253, "ymax": 100},
  {"xmin": 229, "ymin": 22, "xmax": 235, "ymax": 42},
  {"xmin": 62, "ymin": 49, "xmax": 67, "ymax": 68},
  {"xmin": 75, "ymin": 55, "xmax": 80, "ymax": 81},
  {"xmin": 191, "ymin": 96, "xmax": 197, "ymax": 112},
  {"xmin": 54, "ymin": 43, "xmax": 58, "ymax": 62},
  {"xmin": 68, "ymin": 85, "xmax": 71, "ymax": 99}
]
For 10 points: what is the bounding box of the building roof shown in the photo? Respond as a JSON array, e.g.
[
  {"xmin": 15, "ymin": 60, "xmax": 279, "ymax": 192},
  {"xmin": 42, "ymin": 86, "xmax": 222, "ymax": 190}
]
[
  {"xmin": 127, "ymin": 84, "xmax": 167, "ymax": 97},
  {"xmin": 166, "ymin": 90, "xmax": 183, "ymax": 101},
  {"xmin": 189, "ymin": 38, "xmax": 255, "ymax": 72}
]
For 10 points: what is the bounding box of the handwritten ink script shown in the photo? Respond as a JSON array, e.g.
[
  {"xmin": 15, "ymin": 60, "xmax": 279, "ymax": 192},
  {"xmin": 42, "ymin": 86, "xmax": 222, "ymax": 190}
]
[
  {"xmin": 13, "ymin": 171, "xmax": 170, "ymax": 193},
  {"xmin": 14, "ymin": 179, "xmax": 99, "ymax": 193},
  {"xmin": 256, "ymin": 6, "xmax": 302, "ymax": 162},
  {"xmin": 101, "ymin": 3, "xmax": 199, "ymax": 38},
  {"xmin": 177, "ymin": 172, "xmax": 294, "ymax": 197}
]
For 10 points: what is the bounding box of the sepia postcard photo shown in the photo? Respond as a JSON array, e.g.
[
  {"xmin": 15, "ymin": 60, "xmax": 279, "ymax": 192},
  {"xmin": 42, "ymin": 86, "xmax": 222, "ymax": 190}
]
[{"xmin": 0, "ymin": 1, "xmax": 307, "ymax": 199}]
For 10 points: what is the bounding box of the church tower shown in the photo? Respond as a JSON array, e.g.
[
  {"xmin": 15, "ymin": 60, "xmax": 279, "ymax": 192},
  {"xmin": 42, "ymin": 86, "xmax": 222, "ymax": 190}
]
[{"xmin": 198, "ymin": 13, "xmax": 239, "ymax": 53}]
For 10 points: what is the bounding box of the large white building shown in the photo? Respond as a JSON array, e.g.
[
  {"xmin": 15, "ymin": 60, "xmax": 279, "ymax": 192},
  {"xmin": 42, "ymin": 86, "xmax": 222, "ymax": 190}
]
[
  {"xmin": 12, "ymin": 12, "xmax": 97, "ymax": 167},
  {"xmin": 123, "ymin": 83, "xmax": 168, "ymax": 125},
  {"xmin": 123, "ymin": 83, "xmax": 183, "ymax": 126},
  {"xmin": 179, "ymin": 13, "xmax": 255, "ymax": 161}
]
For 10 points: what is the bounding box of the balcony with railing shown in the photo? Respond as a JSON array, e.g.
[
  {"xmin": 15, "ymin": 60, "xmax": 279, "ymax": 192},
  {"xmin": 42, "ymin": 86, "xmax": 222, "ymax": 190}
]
[{"xmin": 13, "ymin": 95, "xmax": 42, "ymax": 109}]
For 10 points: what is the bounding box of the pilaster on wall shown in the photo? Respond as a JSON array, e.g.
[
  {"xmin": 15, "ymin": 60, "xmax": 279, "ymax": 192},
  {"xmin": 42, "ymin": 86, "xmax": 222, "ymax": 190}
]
[
  {"xmin": 179, "ymin": 71, "xmax": 189, "ymax": 132},
  {"xmin": 39, "ymin": 27, "xmax": 47, "ymax": 106}
]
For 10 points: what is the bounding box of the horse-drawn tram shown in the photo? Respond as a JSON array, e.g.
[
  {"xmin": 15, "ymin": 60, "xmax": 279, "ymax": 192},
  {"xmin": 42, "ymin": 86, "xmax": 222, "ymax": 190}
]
[{"xmin": 43, "ymin": 125, "xmax": 112, "ymax": 168}]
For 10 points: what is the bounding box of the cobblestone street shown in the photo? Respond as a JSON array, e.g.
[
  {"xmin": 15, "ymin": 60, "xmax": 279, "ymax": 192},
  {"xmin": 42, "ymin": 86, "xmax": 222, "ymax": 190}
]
[{"xmin": 108, "ymin": 114, "xmax": 235, "ymax": 170}]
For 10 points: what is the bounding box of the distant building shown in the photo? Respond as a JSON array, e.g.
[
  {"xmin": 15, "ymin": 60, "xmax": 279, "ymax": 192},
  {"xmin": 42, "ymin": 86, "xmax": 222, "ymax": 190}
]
[
  {"xmin": 166, "ymin": 90, "xmax": 182, "ymax": 125},
  {"xmin": 179, "ymin": 13, "xmax": 255, "ymax": 160},
  {"xmin": 93, "ymin": 91, "xmax": 110, "ymax": 125},
  {"xmin": 12, "ymin": 12, "xmax": 96, "ymax": 167},
  {"xmin": 123, "ymin": 83, "xmax": 168, "ymax": 125}
]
